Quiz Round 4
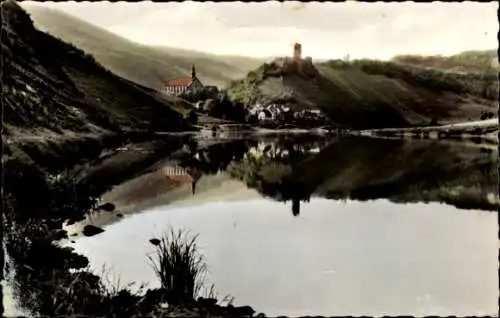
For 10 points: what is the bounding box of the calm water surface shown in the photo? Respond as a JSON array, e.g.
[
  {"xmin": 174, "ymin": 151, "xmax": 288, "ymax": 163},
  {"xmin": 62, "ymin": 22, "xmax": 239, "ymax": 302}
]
[{"xmin": 67, "ymin": 135, "xmax": 498, "ymax": 317}]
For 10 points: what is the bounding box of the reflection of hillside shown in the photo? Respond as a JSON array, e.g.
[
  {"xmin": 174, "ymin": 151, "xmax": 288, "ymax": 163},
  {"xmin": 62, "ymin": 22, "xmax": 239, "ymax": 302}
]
[
  {"xmin": 178, "ymin": 135, "xmax": 331, "ymax": 176},
  {"xmin": 77, "ymin": 169, "xmax": 257, "ymax": 231},
  {"xmin": 91, "ymin": 136, "xmax": 331, "ymax": 224},
  {"xmin": 228, "ymin": 138, "xmax": 498, "ymax": 212}
]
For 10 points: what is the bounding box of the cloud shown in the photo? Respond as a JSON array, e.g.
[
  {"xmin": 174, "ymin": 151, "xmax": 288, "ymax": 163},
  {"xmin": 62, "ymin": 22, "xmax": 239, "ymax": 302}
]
[{"xmin": 25, "ymin": 1, "xmax": 498, "ymax": 59}]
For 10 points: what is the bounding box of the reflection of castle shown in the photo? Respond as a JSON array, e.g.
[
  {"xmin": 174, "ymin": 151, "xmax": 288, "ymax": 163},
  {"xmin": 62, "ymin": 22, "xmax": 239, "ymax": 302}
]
[
  {"xmin": 163, "ymin": 165, "xmax": 202, "ymax": 195},
  {"xmin": 290, "ymin": 197, "xmax": 311, "ymax": 217},
  {"xmin": 292, "ymin": 198, "xmax": 301, "ymax": 217}
]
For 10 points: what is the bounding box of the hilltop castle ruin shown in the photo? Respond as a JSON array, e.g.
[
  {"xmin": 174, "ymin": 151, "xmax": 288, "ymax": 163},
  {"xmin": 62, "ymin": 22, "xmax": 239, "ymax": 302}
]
[
  {"xmin": 273, "ymin": 43, "xmax": 315, "ymax": 76},
  {"xmin": 293, "ymin": 43, "xmax": 302, "ymax": 61}
]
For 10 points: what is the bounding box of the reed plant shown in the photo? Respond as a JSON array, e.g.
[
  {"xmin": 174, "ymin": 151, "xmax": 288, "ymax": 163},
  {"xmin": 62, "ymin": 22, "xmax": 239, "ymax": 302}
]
[{"xmin": 147, "ymin": 228, "xmax": 209, "ymax": 303}]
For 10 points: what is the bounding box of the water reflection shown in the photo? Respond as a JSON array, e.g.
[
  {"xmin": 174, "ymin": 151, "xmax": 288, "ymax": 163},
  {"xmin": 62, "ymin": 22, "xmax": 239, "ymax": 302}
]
[
  {"xmin": 171, "ymin": 136, "xmax": 498, "ymax": 213},
  {"xmin": 70, "ymin": 198, "xmax": 498, "ymax": 317},
  {"xmin": 64, "ymin": 135, "xmax": 498, "ymax": 317},
  {"xmin": 72, "ymin": 135, "xmax": 498, "ymax": 233}
]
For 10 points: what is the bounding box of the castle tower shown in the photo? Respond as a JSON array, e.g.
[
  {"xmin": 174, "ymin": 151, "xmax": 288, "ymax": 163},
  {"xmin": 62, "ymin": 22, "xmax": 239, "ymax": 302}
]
[
  {"xmin": 293, "ymin": 43, "xmax": 302, "ymax": 61},
  {"xmin": 191, "ymin": 64, "xmax": 196, "ymax": 78}
]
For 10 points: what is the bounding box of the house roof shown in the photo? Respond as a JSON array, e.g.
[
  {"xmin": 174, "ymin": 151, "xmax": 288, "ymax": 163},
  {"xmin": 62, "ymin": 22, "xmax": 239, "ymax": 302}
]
[
  {"xmin": 167, "ymin": 174, "xmax": 194, "ymax": 183},
  {"xmin": 165, "ymin": 76, "xmax": 194, "ymax": 88}
]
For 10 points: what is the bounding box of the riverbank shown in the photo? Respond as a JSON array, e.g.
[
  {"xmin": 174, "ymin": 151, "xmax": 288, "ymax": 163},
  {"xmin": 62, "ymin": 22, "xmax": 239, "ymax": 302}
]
[
  {"xmin": 355, "ymin": 118, "xmax": 499, "ymax": 141},
  {"xmin": 176, "ymin": 119, "xmax": 499, "ymax": 143}
]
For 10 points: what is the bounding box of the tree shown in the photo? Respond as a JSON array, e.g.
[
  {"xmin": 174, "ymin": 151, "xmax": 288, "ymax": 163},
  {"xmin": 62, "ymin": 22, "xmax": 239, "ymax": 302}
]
[{"xmin": 480, "ymin": 111, "xmax": 495, "ymax": 120}]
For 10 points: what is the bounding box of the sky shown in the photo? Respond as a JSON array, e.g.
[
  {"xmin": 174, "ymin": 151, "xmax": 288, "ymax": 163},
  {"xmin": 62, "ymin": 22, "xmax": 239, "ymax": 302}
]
[{"xmin": 24, "ymin": 1, "xmax": 498, "ymax": 60}]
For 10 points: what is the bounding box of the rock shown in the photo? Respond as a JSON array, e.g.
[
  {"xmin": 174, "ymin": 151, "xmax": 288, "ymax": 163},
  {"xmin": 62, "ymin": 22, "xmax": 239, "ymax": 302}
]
[
  {"xmin": 53, "ymin": 229, "xmax": 68, "ymax": 240},
  {"xmin": 67, "ymin": 214, "xmax": 86, "ymax": 225},
  {"xmin": 82, "ymin": 225, "xmax": 105, "ymax": 237},
  {"xmin": 232, "ymin": 305, "xmax": 255, "ymax": 317},
  {"xmin": 159, "ymin": 302, "xmax": 169, "ymax": 309},
  {"xmin": 97, "ymin": 202, "xmax": 115, "ymax": 212},
  {"xmin": 116, "ymin": 213, "xmax": 124, "ymax": 218},
  {"xmin": 149, "ymin": 238, "xmax": 161, "ymax": 246},
  {"xmin": 46, "ymin": 219, "xmax": 64, "ymax": 230},
  {"xmin": 71, "ymin": 240, "xmax": 76, "ymax": 243},
  {"xmin": 198, "ymin": 297, "xmax": 217, "ymax": 307},
  {"xmin": 139, "ymin": 288, "xmax": 170, "ymax": 312}
]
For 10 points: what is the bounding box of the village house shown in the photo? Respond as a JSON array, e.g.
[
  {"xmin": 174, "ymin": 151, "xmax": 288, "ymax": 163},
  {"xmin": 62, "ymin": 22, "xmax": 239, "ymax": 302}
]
[
  {"xmin": 258, "ymin": 108, "xmax": 274, "ymax": 121},
  {"xmin": 249, "ymin": 102, "xmax": 292, "ymax": 121},
  {"xmin": 295, "ymin": 109, "xmax": 325, "ymax": 118},
  {"xmin": 162, "ymin": 64, "xmax": 204, "ymax": 97}
]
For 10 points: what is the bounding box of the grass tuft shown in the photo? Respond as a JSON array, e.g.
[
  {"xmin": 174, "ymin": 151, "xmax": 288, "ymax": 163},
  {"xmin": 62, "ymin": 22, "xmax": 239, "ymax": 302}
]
[{"xmin": 147, "ymin": 228, "xmax": 210, "ymax": 303}]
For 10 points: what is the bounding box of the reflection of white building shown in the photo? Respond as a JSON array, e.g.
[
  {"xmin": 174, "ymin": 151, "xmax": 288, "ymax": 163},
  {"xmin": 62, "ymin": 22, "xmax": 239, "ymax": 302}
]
[
  {"xmin": 247, "ymin": 142, "xmax": 272, "ymax": 159},
  {"xmin": 163, "ymin": 165, "xmax": 202, "ymax": 195},
  {"xmin": 250, "ymin": 103, "xmax": 290, "ymax": 121},
  {"xmin": 246, "ymin": 141, "xmax": 326, "ymax": 160},
  {"xmin": 163, "ymin": 165, "xmax": 193, "ymax": 183}
]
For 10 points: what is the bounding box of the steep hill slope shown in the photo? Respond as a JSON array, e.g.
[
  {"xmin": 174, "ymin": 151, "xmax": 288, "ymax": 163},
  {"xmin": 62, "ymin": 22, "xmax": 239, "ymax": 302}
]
[
  {"xmin": 227, "ymin": 58, "xmax": 497, "ymax": 129},
  {"xmin": 21, "ymin": 4, "xmax": 266, "ymax": 89},
  {"xmin": 2, "ymin": 0, "xmax": 187, "ymax": 140}
]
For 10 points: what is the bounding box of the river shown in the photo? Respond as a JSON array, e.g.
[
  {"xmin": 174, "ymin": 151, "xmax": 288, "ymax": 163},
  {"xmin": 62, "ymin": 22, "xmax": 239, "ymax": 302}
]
[{"xmin": 62, "ymin": 135, "xmax": 498, "ymax": 317}]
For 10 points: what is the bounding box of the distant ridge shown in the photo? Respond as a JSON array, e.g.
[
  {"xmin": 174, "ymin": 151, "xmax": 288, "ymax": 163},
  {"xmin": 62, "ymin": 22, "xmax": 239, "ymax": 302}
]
[{"xmin": 22, "ymin": 4, "xmax": 268, "ymax": 89}]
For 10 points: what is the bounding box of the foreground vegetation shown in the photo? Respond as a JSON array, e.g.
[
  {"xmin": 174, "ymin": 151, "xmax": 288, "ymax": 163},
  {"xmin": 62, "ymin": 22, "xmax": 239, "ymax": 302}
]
[
  {"xmin": 148, "ymin": 229, "xmax": 211, "ymax": 303},
  {"xmin": 5, "ymin": 211, "xmax": 260, "ymax": 317}
]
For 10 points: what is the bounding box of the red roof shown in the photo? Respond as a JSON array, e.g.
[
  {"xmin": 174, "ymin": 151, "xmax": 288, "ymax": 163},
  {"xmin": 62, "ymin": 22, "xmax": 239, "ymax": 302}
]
[
  {"xmin": 167, "ymin": 175, "xmax": 194, "ymax": 183},
  {"xmin": 165, "ymin": 77, "xmax": 193, "ymax": 88}
]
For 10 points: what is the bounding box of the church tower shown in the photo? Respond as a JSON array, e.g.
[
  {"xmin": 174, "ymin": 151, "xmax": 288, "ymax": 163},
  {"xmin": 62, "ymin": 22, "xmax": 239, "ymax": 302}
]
[{"xmin": 191, "ymin": 64, "xmax": 196, "ymax": 79}]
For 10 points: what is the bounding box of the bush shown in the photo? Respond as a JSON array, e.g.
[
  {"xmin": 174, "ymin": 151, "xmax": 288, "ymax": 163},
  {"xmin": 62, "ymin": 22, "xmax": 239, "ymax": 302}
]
[{"xmin": 480, "ymin": 111, "xmax": 495, "ymax": 120}]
